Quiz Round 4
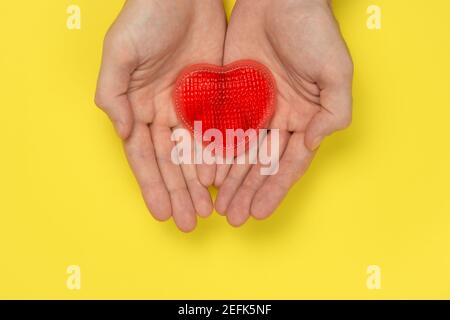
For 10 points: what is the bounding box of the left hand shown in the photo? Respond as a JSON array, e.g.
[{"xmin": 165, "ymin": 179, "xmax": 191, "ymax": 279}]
[{"xmin": 215, "ymin": 0, "xmax": 353, "ymax": 226}]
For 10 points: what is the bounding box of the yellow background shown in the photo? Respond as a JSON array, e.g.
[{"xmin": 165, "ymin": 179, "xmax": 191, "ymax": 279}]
[{"xmin": 1, "ymin": 0, "xmax": 449, "ymax": 299}]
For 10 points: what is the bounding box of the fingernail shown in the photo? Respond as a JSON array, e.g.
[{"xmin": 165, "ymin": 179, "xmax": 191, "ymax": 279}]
[{"xmin": 311, "ymin": 136, "xmax": 323, "ymax": 150}]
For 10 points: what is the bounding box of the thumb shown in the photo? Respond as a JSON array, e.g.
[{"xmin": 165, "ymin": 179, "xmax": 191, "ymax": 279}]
[
  {"xmin": 305, "ymin": 83, "xmax": 352, "ymax": 151},
  {"xmin": 95, "ymin": 36, "xmax": 135, "ymax": 140}
]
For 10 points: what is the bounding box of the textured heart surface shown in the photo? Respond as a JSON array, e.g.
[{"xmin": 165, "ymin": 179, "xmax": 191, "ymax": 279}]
[{"xmin": 174, "ymin": 60, "xmax": 276, "ymax": 153}]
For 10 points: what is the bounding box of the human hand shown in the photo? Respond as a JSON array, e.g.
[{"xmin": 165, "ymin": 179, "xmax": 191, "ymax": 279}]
[
  {"xmin": 215, "ymin": 0, "xmax": 353, "ymax": 226},
  {"xmin": 95, "ymin": 0, "xmax": 226, "ymax": 232}
]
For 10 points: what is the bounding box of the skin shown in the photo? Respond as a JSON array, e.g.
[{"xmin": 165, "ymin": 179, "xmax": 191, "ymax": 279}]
[
  {"xmin": 95, "ymin": 0, "xmax": 353, "ymax": 231},
  {"xmin": 215, "ymin": 0, "xmax": 353, "ymax": 226},
  {"xmin": 95, "ymin": 0, "xmax": 226, "ymax": 232}
]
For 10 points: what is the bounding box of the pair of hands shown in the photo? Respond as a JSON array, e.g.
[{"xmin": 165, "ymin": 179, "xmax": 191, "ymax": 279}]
[{"xmin": 95, "ymin": 0, "xmax": 353, "ymax": 232}]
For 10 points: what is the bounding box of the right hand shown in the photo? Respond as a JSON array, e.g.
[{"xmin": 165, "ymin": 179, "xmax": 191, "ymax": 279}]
[{"xmin": 95, "ymin": 0, "xmax": 227, "ymax": 232}]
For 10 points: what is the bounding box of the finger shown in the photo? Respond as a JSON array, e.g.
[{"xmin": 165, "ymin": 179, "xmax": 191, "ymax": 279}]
[
  {"xmin": 174, "ymin": 127, "xmax": 213, "ymax": 218},
  {"xmin": 214, "ymin": 152, "xmax": 232, "ymax": 187},
  {"xmin": 192, "ymin": 136, "xmax": 217, "ymax": 187},
  {"xmin": 94, "ymin": 35, "xmax": 136, "ymax": 139},
  {"xmin": 305, "ymin": 73, "xmax": 353, "ymax": 151},
  {"xmin": 151, "ymin": 124, "xmax": 197, "ymax": 232},
  {"xmin": 194, "ymin": 137, "xmax": 216, "ymax": 187},
  {"xmin": 214, "ymin": 163, "xmax": 231, "ymax": 188},
  {"xmin": 197, "ymin": 163, "xmax": 217, "ymax": 188},
  {"xmin": 214, "ymin": 144, "xmax": 260, "ymax": 216},
  {"xmin": 124, "ymin": 122, "xmax": 171, "ymax": 221},
  {"xmin": 251, "ymin": 133, "xmax": 315, "ymax": 220},
  {"xmin": 226, "ymin": 130, "xmax": 290, "ymax": 227}
]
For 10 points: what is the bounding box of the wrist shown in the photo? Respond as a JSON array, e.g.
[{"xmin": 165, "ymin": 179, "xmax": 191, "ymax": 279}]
[
  {"xmin": 237, "ymin": 0, "xmax": 330, "ymax": 7},
  {"xmin": 235, "ymin": 0, "xmax": 333, "ymax": 19}
]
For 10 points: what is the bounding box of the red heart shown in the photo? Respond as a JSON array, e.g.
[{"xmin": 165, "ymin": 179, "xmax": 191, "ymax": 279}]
[{"xmin": 174, "ymin": 60, "xmax": 276, "ymax": 154}]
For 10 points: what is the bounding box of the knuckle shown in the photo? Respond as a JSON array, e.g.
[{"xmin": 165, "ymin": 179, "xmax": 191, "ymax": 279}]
[
  {"xmin": 241, "ymin": 177, "xmax": 258, "ymax": 192},
  {"xmin": 141, "ymin": 179, "xmax": 165, "ymax": 196},
  {"xmin": 167, "ymin": 185, "xmax": 188, "ymax": 196},
  {"xmin": 133, "ymin": 147, "xmax": 153, "ymax": 163}
]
